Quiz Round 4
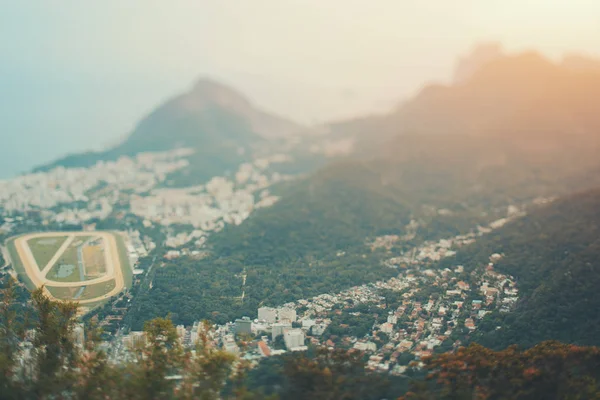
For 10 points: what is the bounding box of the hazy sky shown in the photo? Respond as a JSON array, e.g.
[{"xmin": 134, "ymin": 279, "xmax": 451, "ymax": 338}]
[{"xmin": 1, "ymin": 1, "xmax": 599, "ymax": 178}]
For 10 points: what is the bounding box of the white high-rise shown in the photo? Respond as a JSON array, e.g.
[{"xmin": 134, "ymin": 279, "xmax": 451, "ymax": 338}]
[
  {"xmin": 73, "ymin": 323, "xmax": 85, "ymax": 348},
  {"xmin": 258, "ymin": 307, "xmax": 277, "ymax": 323},
  {"xmin": 284, "ymin": 329, "xmax": 305, "ymax": 350},
  {"xmin": 278, "ymin": 307, "xmax": 297, "ymax": 323},
  {"xmin": 272, "ymin": 322, "xmax": 292, "ymax": 340}
]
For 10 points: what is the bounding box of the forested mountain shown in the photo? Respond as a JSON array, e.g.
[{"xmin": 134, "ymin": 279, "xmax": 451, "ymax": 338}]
[
  {"xmin": 12, "ymin": 47, "xmax": 600, "ymax": 346},
  {"xmin": 35, "ymin": 80, "xmax": 308, "ymax": 182},
  {"xmin": 133, "ymin": 135, "xmax": 600, "ymax": 326},
  {"xmin": 439, "ymin": 188, "xmax": 600, "ymax": 348},
  {"xmin": 6, "ymin": 2, "xmax": 600, "ymax": 393},
  {"xmin": 395, "ymin": 52, "xmax": 600, "ymax": 138},
  {"xmin": 402, "ymin": 341, "xmax": 600, "ymax": 399},
  {"xmin": 328, "ymin": 50, "xmax": 600, "ymax": 157},
  {"xmin": 131, "ymin": 162, "xmax": 409, "ymax": 326},
  {"xmin": 314, "ymin": 50, "xmax": 600, "ymax": 259},
  {"xmin": 131, "ymin": 51, "xmax": 600, "ymax": 327}
]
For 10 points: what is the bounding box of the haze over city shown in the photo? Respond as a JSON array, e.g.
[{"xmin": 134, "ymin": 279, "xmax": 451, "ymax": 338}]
[
  {"xmin": 4, "ymin": 2, "xmax": 600, "ymax": 398},
  {"xmin": 1, "ymin": 1, "xmax": 599, "ymax": 178}
]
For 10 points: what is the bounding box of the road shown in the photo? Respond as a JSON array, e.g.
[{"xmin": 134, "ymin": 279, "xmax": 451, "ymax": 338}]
[
  {"xmin": 77, "ymin": 245, "xmax": 85, "ymax": 281},
  {"xmin": 40, "ymin": 235, "xmax": 74, "ymax": 276},
  {"xmin": 13, "ymin": 231, "xmax": 125, "ymax": 305}
]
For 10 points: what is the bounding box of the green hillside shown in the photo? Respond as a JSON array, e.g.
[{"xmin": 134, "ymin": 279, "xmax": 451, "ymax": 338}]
[
  {"xmin": 131, "ymin": 162, "xmax": 411, "ymax": 327},
  {"xmin": 132, "ymin": 137, "xmax": 595, "ymax": 328},
  {"xmin": 441, "ymin": 188, "xmax": 600, "ymax": 348},
  {"xmin": 130, "ymin": 53, "xmax": 600, "ymax": 327}
]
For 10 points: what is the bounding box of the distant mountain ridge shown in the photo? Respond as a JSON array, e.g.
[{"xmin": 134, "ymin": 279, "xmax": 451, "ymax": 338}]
[
  {"xmin": 37, "ymin": 50, "xmax": 600, "ymax": 175},
  {"xmin": 128, "ymin": 48, "xmax": 600, "ymax": 326},
  {"xmin": 323, "ymin": 50, "xmax": 600, "ymax": 207},
  {"xmin": 327, "ymin": 50, "xmax": 600, "ymax": 156},
  {"xmin": 394, "ymin": 52, "xmax": 600, "ymax": 139},
  {"xmin": 452, "ymin": 42, "xmax": 505, "ymax": 84},
  {"xmin": 25, "ymin": 46, "xmax": 600, "ymax": 345},
  {"xmin": 121, "ymin": 79, "xmax": 304, "ymax": 151},
  {"xmin": 35, "ymin": 79, "xmax": 306, "ymax": 177}
]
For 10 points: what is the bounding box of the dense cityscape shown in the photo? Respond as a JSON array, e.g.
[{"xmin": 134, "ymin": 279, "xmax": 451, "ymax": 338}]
[
  {"xmin": 3, "ymin": 11, "xmax": 600, "ymax": 396},
  {"xmin": 108, "ymin": 210, "xmax": 521, "ymax": 374},
  {"xmin": 0, "ymin": 145, "xmax": 526, "ymax": 376}
]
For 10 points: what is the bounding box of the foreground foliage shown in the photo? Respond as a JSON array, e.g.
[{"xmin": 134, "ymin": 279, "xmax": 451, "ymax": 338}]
[
  {"xmin": 0, "ymin": 279, "xmax": 256, "ymax": 400},
  {"xmin": 440, "ymin": 188, "xmax": 600, "ymax": 348},
  {"xmin": 402, "ymin": 341, "xmax": 600, "ymax": 400},
  {"xmin": 3, "ymin": 278, "xmax": 600, "ymax": 399},
  {"xmin": 0, "ymin": 278, "xmax": 400, "ymax": 400}
]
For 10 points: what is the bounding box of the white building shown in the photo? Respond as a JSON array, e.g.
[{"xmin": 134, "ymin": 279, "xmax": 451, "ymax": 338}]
[
  {"xmin": 252, "ymin": 321, "xmax": 270, "ymax": 334},
  {"xmin": 223, "ymin": 335, "xmax": 239, "ymax": 354},
  {"xmin": 73, "ymin": 324, "xmax": 85, "ymax": 348},
  {"xmin": 176, "ymin": 325, "xmax": 187, "ymax": 343},
  {"xmin": 190, "ymin": 331, "xmax": 199, "ymax": 345},
  {"xmin": 234, "ymin": 318, "xmax": 252, "ymax": 335},
  {"xmin": 258, "ymin": 307, "xmax": 278, "ymax": 323},
  {"xmin": 301, "ymin": 319, "xmax": 316, "ymax": 329},
  {"xmin": 278, "ymin": 307, "xmax": 297, "ymax": 323},
  {"xmin": 354, "ymin": 341, "xmax": 377, "ymax": 352},
  {"xmin": 284, "ymin": 329, "xmax": 305, "ymax": 350},
  {"xmin": 124, "ymin": 331, "xmax": 146, "ymax": 349},
  {"xmin": 380, "ymin": 322, "xmax": 394, "ymax": 334},
  {"xmin": 272, "ymin": 322, "xmax": 292, "ymax": 340}
]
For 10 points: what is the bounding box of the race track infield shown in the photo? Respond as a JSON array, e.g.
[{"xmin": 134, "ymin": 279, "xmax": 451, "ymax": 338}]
[{"xmin": 7, "ymin": 231, "xmax": 132, "ymax": 311}]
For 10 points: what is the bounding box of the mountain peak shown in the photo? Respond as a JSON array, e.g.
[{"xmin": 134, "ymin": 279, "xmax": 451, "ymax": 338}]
[
  {"xmin": 453, "ymin": 42, "xmax": 505, "ymax": 84},
  {"xmin": 190, "ymin": 78, "xmax": 249, "ymax": 101},
  {"xmin": 174, "ymin": 78, "xmax": 253, "ymax": 114},
  {"xmin": 468, "ymin": 51, "xmax": 558, "ymax": 84}
]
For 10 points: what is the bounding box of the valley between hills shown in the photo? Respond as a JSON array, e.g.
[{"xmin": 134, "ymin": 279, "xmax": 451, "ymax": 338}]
[{"xmin": 2, "ymin": 46, "xmax": 600, "ymax": 398}]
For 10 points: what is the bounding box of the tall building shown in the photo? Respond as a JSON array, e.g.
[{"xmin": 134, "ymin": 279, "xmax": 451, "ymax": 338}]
[
  {"xmin": 235, "ymin": 317, "xmax": 252, "ymax": 335},
  {"xmin": 278, "ymin": 307, "xmax": 297, "ymax": 323},
  {"xmin": 124, "ymin": 331, "xmax": 147, "ymax": 350},
  {"xmin": 72, "ymin": 323, "xmax": 85, "ymax": 348},
  {"xmin": 190, "ymin": 330, "xmax": 199, "ymax": 346},
  {"xmin": 132, "ymin": 331, "xmax": 146, "ymax": 348},
  {"xmin": 176, "ymin": 325, "xmax": 187, "ymax": 344},
  {"xmin": 258, "ymin": 307, "xmax": 277, "ymax": 323},
  {"xmin": 284, "ymin": 329, "xmax": 305, "ymax": 350},
  {"xmin": 223, "ymin": 335, "xmax": 239, "ymax": 354},
  {"xmin": 301, "ymin": 319, "xmax": 316, "ymax": 329},
  {"xmin": 272, "ymin": 322, "xmax": 292, "ymax": 340}
]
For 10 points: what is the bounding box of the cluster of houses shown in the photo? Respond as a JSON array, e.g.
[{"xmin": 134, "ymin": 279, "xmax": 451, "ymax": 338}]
[
  {"xmin": 111, "ymin": 222, "xmax": 520, "ymax": 375},
  {"xmin": 0, "ymin": 149, "xmax": 294, "ymax": 257}
]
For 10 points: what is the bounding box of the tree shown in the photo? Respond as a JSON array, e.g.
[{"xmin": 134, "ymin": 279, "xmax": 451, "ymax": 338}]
[
  {"xmin": 397, "ymin": 352, "xmax": 416, "ymax": 366},
  {"xmin": 178, "ymin": 320, "xmax": 236, "ymax": 400},
  {"xmin": 281, "ymin": 347, "xmax": 391, "ymax": 400},
  {"xmin": 0, "ymin": 278, "xmax": 25, "ymax": 399},
  {"xmin": 74, "ymin": 317, "xmax": 126, "ymax": 400},
  {"xmin": 402, "ymin": 341, "xmax": 600, "ymax": 399},
  {"xmin": 0, "ymin": 281, "xmax": 271, "ymax": 400},
  {"xmin": 127, "ymin": 317, "xmax": 184, "ymax": 400},
  {"xmin": 30, "ymin": 287, "xmax": 79, "ymax": 399}
]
